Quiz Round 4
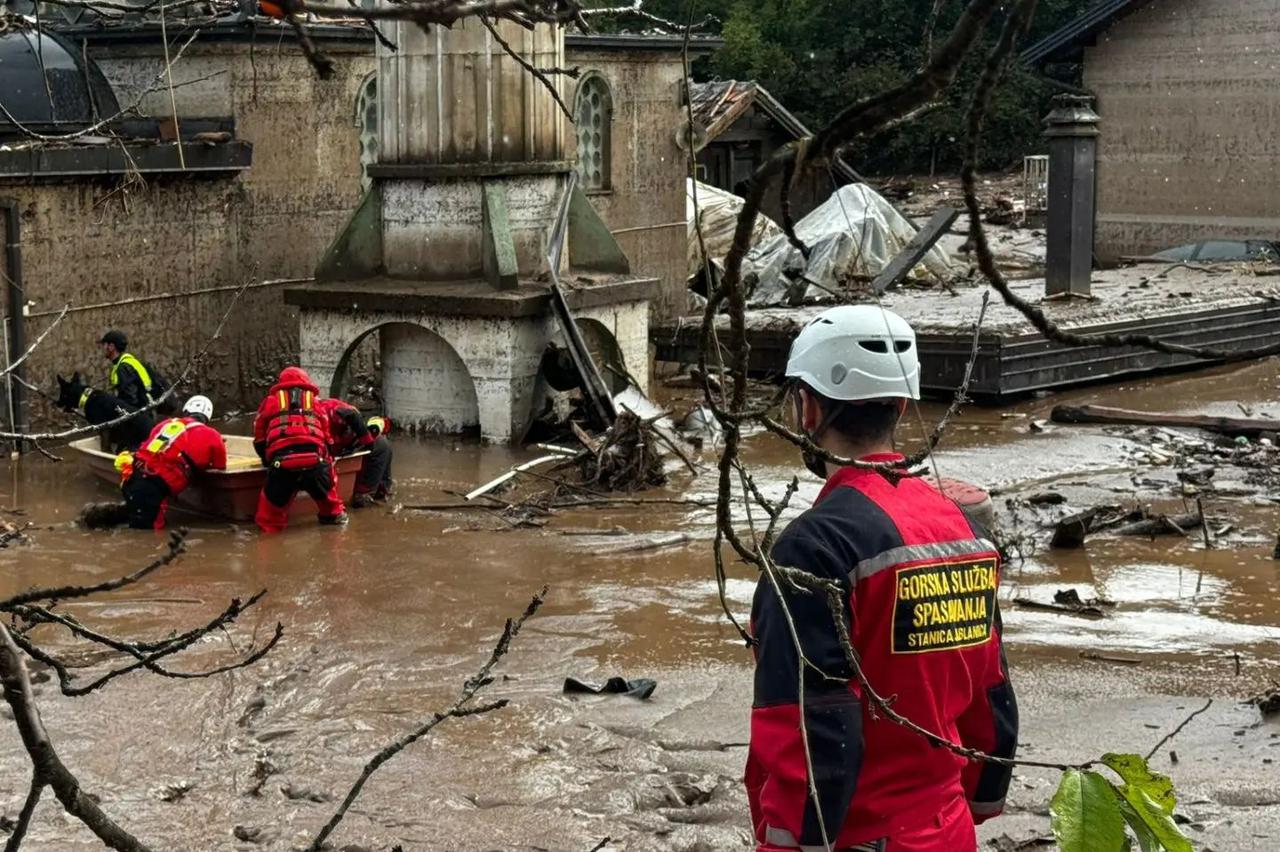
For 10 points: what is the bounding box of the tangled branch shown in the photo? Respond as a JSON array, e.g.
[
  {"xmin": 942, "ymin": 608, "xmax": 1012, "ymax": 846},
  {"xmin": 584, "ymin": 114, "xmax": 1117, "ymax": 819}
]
[{"xmin": 0, "ymin": 532, "xmax": 281, "ymax": 851}]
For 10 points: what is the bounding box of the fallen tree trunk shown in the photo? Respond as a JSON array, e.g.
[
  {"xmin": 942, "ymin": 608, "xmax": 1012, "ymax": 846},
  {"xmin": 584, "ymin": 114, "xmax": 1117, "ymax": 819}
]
[
  {"xmin": 1051, "ymin": 404, "xmax": 1278, "ymax": 438},
  {"xmin": 1113, "ymin": 512, "xmax": 1202, "ymax": 537}
]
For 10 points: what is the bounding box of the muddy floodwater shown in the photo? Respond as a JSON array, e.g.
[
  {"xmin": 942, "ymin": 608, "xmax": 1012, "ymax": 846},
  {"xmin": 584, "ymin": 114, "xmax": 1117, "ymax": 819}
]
[{"xmin": 4, "ymin": 360, "xmax": 1280, "ymax": 850}]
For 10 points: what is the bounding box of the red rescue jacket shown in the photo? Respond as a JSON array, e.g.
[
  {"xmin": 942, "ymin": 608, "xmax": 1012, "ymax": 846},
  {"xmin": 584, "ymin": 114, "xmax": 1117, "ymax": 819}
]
[
  {"xmin": 253, "ymin": 367, "xmax": 329, "ymax": 465},
  {"xmin": 316, "ymin": 398, "xmax": 375, "ymax": 456},
  {"xmin": 747, "ymin": 455, "xmax": 1017, "ymax": 849},
  {"xmin": 134, "ymin": 416, "xmax": 227, "ymax": 494}
]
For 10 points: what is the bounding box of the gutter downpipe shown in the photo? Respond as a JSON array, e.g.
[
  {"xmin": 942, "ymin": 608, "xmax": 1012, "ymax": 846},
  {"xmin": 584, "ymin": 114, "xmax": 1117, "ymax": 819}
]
[{"xmin": 2, "ymin": 199, "xmax": 26, "ymax": 452}]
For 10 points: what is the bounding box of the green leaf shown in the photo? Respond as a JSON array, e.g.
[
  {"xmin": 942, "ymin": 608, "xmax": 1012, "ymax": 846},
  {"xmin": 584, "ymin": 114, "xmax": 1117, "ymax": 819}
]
[
  {"xmin": 1050, "ymin": 770, "xmax": 1129, "ymax": 852},
  {"xmin": 1116, "ymin": 787, "xmax": 1193, "ymax": 852},
  {"xmin": 1117, "ymin": 798, "xmax": 1162, "ymax": 852},
  {"xmin": 1102, "ymin": 753, "xmax": 1177, "ymax": 814}
]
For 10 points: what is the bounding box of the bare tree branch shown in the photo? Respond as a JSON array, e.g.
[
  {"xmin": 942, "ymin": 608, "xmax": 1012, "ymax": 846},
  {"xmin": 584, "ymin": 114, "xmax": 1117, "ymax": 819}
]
[
  {"xmin": 0, "ymin": 623, "xmax": 157, "ymax": 852},
  {"xmin": 0, "ymin": 305, "xmax": 70, "ymax": 380},
  {"xmin": 481, "ymin": 15, "xmax": 578, "ymax": 120},
  {"xmin": 0, "ymin": 531, "xmax": 187, "ymax": 610}
]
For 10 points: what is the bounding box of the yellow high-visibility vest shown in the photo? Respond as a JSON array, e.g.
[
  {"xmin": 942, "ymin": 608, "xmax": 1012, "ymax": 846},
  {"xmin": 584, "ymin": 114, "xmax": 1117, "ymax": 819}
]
[{"xmin": 109, "ymin": 353, "xmax": 154, "ymax": 398}]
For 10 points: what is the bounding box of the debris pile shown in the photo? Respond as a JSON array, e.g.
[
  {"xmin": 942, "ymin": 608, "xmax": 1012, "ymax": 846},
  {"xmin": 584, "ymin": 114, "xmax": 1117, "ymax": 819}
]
[{"xmin": 568, "ymin": 410, "xmax": 668, "ymax": 492}]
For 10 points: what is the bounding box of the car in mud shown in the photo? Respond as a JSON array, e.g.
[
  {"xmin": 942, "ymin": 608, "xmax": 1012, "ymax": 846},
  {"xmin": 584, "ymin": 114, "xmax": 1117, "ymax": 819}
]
[{"xmin": 1149, "ymin": 239, "xmax": 1280, "ymax": 263}]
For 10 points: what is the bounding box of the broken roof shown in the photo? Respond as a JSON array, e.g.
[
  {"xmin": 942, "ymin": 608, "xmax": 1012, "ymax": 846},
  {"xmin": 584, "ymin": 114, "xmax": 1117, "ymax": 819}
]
[
  {"xmin": 688, "ymin": 80, "xmax": 862, "ymax": 183},
  {"xmin": 1022, "ymin": 0, "xmax": 1152, "ymax": 65}
]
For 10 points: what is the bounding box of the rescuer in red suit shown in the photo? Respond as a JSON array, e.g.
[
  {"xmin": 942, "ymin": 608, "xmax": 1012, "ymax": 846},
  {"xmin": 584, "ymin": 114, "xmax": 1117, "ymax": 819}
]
[
  {"xmin": 252, "ymin": 367, "xmax": 347, "ymax": 533},
  {"xmin": 747, "ymin": 305, "xmax": 1018, "ymax": 852},
  {"xmin": 316, "ymin": 397, "xmax": 394, "ymax": 507},
  {"xmin": 120, "ymin": 395, "xmax": 226, "ymax": 530}
]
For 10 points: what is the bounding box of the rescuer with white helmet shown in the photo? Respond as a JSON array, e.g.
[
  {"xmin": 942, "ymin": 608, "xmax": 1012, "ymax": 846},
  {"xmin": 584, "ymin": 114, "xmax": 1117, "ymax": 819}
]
[
  {"xmin": 745, "ymin": 304, "xmax": 1017, "ymax": 852},
  {"xmin": 783, "ymin": 304, "xmax": 919, "ymax": 478},
  {"xmin": 117, "ymin": 394, "xmax": 226, "ymax": 530}
]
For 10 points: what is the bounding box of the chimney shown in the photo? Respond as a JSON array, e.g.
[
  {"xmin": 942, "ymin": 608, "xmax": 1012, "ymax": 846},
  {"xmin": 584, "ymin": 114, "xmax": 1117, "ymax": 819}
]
[{"xmin": 1043, "ymin": 94, "xmax": 1100, "ymax": 298}]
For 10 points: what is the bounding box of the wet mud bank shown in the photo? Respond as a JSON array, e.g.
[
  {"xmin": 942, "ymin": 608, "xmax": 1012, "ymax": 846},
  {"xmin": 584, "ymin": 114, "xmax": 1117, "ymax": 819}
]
[{"xmin": 2, "ymin": 360, "xmax": 1280, "ymax": 849}]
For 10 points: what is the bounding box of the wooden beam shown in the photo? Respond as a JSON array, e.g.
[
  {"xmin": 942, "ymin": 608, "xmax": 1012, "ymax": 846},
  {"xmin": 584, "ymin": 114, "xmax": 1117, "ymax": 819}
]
[
  {"xmin": 1051, "ymin": 404, "xmax": 1280, "ymax": 437},
  {"xmin": 871, "ymin": 206, "xmax": 960, "ymax": 294}
]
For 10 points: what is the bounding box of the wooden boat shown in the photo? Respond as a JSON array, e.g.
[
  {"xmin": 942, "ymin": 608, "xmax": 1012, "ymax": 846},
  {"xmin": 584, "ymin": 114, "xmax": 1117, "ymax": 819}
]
[{"xmin": 70, "ymin": 436, "xmax": 369, "ymax": 522}]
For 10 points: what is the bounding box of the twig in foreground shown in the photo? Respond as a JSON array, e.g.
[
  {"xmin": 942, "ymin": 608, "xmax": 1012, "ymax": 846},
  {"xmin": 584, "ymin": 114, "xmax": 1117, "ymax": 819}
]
[
  {"xmin": 306, "ymin": 586, "xmax": 549, "ymax": 851},
  {"xmin": 1145, "ymin": 698, "xmax": 1213, "ymax": 761},
  {"xmin": 0, "ymin": 622, "xmax": 156, "ymax": 852}
]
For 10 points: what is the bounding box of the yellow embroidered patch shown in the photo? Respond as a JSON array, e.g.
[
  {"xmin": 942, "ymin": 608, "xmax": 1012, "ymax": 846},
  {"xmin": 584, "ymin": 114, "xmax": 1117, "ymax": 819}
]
[{"xmin": 891, "ymin": 557, "xmax": 998, "ymax": 654}]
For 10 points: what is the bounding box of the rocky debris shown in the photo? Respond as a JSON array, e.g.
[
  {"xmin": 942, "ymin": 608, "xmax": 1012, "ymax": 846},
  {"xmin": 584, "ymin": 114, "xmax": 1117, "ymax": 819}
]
[{"xmin": 153, "ymin": 781, "xmax": 195, "ymax": 803}]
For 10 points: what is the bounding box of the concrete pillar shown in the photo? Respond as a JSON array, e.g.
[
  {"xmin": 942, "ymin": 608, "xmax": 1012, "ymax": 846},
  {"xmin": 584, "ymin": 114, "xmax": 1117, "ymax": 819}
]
[{"xmin": 1044, "ymin": 94, "xmax": 1100, "ymax": 298}]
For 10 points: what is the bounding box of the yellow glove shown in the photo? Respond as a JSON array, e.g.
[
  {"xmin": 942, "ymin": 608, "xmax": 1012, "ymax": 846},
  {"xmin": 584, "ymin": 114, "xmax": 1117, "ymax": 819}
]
[{"xmin": 114, "ymin": 451, "xmax": 135, "ymax": 483}]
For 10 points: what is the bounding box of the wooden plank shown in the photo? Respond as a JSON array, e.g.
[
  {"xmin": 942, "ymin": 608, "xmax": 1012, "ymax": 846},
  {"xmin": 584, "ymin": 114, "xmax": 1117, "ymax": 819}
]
[
  {"xmin": 1051, "ymin": 404, "xmax": 1280, "ymax": 437},
  {"xmin": 871, "ymin": 206, "xmax": 961, "ymax": 294},
  {"xmin": 546, "ymin": 172, "xmax": 617, "ymax": 429}
]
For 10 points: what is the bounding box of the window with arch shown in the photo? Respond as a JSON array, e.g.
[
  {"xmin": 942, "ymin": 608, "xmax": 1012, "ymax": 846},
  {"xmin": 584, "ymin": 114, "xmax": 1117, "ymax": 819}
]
[
  {"xmin": 574, "ymin": 73, "xmax": 612, "ymax": 192},
  {"xmin": 355, "ymin": 73, "xmax": 378, "ymax": 190}
]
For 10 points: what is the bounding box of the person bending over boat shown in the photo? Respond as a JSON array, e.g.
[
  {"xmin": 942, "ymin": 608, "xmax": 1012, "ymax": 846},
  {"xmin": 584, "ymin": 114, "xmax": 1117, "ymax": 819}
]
[
  {"xmin": 117, "ymin": 395, "xmax": 227, "ymax": 530},
  {"xmin": 252, "ymin": 367, "xmax": 347, "ymax": 532},
  {"xmin": 316, "ymin": 397, "xmax": 394, "ymax": 508}
]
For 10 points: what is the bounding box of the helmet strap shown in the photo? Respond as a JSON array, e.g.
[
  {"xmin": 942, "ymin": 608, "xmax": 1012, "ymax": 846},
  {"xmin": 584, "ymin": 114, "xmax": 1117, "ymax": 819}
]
[{"xmin": 794, "ymin": 386, "xmax": 845, "ymax": 480}]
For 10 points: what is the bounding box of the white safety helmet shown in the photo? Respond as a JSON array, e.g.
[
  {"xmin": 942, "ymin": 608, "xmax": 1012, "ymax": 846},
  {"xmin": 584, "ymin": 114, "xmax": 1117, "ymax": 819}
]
[
  {"xmin": 784, "ymin": 305, "xmax": 920, "ymax": 401},
  {"xmin": 183, "ymin": 395, "xmax": 214, "ymax": 421}
]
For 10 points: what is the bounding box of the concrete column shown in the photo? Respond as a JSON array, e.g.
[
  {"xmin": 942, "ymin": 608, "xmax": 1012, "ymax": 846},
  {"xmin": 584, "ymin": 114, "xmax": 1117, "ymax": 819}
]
[
  {"xmin": 298, "ymin": 312, "xmax": 345, "ymax": 398},
  {"xmin": 1044, "ymin": 94, "xmax": 1100, "ymax": 298}
]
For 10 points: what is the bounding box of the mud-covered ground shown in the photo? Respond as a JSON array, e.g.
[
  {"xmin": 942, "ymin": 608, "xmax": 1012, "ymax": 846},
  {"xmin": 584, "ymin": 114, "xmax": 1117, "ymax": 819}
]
[{"xmin": 2, "ymin": 358, "xmax": 1280, "ymax": 850}]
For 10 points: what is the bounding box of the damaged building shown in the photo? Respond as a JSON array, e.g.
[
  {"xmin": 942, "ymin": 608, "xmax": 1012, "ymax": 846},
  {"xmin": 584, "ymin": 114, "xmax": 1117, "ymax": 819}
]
[
  {"xmin": 1, "ymin": 11, "xmax": 710, "ymax": 434},
  {"xmin": 1024, "ymin": 0, "xmax": 1280, "ymax": 261},
  {"xmin": 688, "ymin": 79, "xmax": 859, "ymax": 224}
]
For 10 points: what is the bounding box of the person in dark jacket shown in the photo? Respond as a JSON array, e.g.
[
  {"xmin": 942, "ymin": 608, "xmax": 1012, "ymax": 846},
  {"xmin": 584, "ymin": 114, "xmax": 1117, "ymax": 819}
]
[
  {"xmin": 747, "ymin": 305, "xmax": 1017, "ymax": 852},
  {"xmin": 119, "ymin": 395, "xmax": 226, "ymax": 530},
  {"xmin": 252, "ymin": 367, "xmax": 346, "ymax": 533},
  {"xmin": 316, "ymin": 397, "xmax": 393, "ymax": 507},
  {"xmin": 99, "ymin": 329, "xmax": 156, "ymax": 410}
]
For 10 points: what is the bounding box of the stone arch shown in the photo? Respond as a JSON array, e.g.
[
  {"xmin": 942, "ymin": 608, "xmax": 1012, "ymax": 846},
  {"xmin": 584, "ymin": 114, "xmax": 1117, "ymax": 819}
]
[
  {"xmin": 329, "ymin": 322, "xmax": 480, "ymax": 434},
  {"xmin": 575, "ymin": 317, "xmax": 628, "ymax": 394}
]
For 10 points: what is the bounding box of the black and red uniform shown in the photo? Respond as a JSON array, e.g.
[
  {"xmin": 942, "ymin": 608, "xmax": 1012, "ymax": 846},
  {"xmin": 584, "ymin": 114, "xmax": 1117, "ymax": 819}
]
[
  {"xmin": 252, "ymin": 367, "xmax": 345, "ymax": 533},
  {"xmin": 316, "ymin": 397, "xmax": 393, "ymax": 499},
  {"xmin": 747, "ymin": 455, "xmax": 1017, "ymax": 852},
  {"xmin": 122, "ymin": 416, "xmax": 227, "ymax": 530}
]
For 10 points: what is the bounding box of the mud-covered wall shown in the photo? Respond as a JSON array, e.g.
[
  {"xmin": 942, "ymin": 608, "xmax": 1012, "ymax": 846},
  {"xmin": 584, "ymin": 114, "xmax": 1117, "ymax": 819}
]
[
  {"xmin": 3, "ymin": 33, "xmax": 690, "ymax": 431},
  {"xmin": 1, "ymin": 35, "xmax": 375, "ymax": 424},
  {"xmin": 1084, "ymin": 0, "xmax": 1280, "ymax": 261},
  {"xmin": 567, "ymin": 46, "xmax": 687, "ymax": 319}
]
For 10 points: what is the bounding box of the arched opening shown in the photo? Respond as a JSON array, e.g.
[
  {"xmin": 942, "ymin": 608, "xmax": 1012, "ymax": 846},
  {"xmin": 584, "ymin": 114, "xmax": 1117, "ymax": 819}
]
[
  {"xmin": 329, "ymin": 323, "xmax": 479, "ymax": 434},
  {"xmin": 573, "ymin": 72, "xmax": 613, "ymax": 193},
  {"xmin": 577, "ymin": 318, "xmax": 628, "ymax": 394}
]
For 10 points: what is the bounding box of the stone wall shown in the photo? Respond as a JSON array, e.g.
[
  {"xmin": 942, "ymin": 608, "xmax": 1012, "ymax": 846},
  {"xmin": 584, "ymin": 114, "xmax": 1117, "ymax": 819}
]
[
  {"xmin": 2, "ymin": 34, "xmax": 375, "ymax": 422},
  {"xmin": 1084, "ymin": 0, "xmax": 1280, "ymax": 260}
]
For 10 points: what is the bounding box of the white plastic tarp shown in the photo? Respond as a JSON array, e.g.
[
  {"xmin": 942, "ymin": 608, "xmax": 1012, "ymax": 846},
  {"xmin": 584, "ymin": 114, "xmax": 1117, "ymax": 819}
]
[
  {"xmin": 742, "ymin": 184, "xmax": 954, "ymax": 307},
  {"xmin": 686, "ymin": 179, "xmax": 783, "ymax": 281}
]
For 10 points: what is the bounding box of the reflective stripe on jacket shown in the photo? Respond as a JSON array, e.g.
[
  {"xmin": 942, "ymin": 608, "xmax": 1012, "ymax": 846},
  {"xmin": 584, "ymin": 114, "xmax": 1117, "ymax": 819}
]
[
  {"xmin": 132, "ymin": 416, "xmax": 227, "ymax": 494},
  {"xmin": 747, "ymin": 455, "xmax": 1017, "ymax": 848},
  {"xmin": 253, "ymin": 368, "xmax": 329, "ymax": 464}
]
